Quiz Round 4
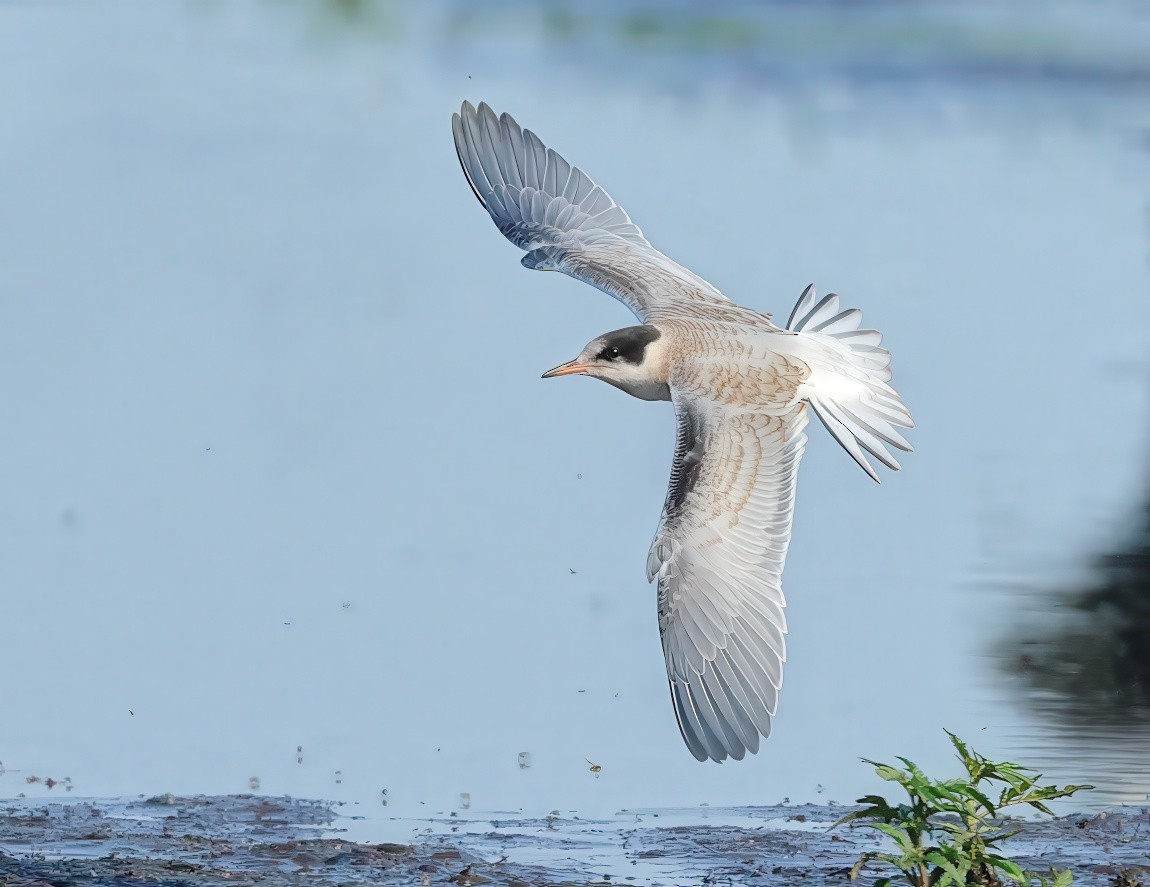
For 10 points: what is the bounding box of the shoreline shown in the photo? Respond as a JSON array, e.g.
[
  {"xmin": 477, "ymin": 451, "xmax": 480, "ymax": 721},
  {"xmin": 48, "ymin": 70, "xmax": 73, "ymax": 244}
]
[{"xmin": 2, "ymin": 794, "xmax": 1147, "ymax": 886}]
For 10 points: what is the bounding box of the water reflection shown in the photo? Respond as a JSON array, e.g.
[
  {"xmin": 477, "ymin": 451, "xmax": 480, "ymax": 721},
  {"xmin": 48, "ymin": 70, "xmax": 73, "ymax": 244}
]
[
  {"xmin": 996, "ymin": 487, "xmax": 1150, "ymax": 803},
  {"xmin": 1001, "ymin": 491, "xmax": 1150, "ymax": 716}
]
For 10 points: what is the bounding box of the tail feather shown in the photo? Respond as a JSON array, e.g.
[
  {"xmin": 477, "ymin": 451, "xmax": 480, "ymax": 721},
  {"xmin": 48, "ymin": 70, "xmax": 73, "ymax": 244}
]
[
  {"xmin": 787, "ymin": 284, "xmax": 914, "ymax": 482},
  {"xmin": 807, "ymin": 307, "xmax": 862, "ymax": 335}
]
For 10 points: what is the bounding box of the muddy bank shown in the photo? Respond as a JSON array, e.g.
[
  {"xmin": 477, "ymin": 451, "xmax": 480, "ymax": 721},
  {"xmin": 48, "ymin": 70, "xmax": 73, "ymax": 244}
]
[{"xmin": 1, "ymin": 795, "xmax": 1147, "ymax": 886}]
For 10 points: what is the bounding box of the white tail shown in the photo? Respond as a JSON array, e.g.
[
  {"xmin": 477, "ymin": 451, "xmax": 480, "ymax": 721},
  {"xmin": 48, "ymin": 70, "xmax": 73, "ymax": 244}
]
[{"xmin": 786, "ymin": 284, "xmax": 913, "ymax": 482}]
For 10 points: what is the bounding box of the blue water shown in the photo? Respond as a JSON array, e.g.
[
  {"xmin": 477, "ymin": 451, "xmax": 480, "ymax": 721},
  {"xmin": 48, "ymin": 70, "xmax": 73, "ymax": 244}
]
[{"xmin": 1, "ymin": 0, "xmax": 1148, "ymax": 839}]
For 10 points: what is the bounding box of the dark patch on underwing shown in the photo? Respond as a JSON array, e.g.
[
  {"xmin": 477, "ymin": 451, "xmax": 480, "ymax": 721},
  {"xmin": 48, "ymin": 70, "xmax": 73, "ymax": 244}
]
[{"xmin": 665, "ymin": 402, "xmax": 707, "ymax": 515}]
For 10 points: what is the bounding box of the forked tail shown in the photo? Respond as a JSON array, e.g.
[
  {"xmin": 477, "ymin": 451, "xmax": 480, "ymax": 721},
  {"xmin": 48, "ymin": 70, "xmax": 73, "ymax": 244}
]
[{"xmin": 786, "ymin": 284, "xmax": 914, "ymax": 482}]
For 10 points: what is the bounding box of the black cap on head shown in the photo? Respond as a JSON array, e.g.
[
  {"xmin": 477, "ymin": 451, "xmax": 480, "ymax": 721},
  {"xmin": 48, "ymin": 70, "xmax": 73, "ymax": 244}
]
[{"xmin": 595, "ymin": 325, "xmax": 661, "ymax": 365}]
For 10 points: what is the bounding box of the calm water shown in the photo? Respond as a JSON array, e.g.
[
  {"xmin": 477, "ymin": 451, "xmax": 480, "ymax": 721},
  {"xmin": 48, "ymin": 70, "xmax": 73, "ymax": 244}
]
[{"xmin": 2, "ymin": 0, "xmax": 1148, "ymax": 839}]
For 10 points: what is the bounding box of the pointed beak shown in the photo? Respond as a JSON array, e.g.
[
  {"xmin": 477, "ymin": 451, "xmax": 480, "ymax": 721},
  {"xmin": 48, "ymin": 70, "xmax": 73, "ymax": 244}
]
[{"xmin": 541, "ymin": 360, "xmax": 592, "ymax": 379}]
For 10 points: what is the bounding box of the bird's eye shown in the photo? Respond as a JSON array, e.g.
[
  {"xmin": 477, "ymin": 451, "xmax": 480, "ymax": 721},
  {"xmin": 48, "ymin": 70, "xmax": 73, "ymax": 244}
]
[{"xmin": 603, "ymin": 346, "xmax": 621, "ymax": 360}]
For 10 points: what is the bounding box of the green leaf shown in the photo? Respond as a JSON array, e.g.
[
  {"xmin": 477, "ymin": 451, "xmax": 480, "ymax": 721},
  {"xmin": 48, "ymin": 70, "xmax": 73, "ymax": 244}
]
[
  {"xmin": 924, "ymin": 849, "xmax": 967, "ymax": 884},
  {"xmin": 868, "ymin": 822, "xmax": 915, "ymax": 852},
  {"xmin": 994, "ymin": 762, "xmax": 1034, "ymax": 791},
  {"xmin": 834, "ymin": 808, "xmax": 882, "ymax": 828},
  {"xmin": 873, "ymin": 763, "xmax": 907, "ymax": 783},
  {"xmin": 894, "ymin": 756, "xmax": 928, "ymax": 783},
  {"xmin": 985, "ymin": 855, "xmax": 1026, "ymax": 881},
  {"xmin": 983, "ymin": 828, "xmax": 1022, "ymax": 845},
  {"xmin": 1052, "ymin": 869, "xmax": 1074, "ymax": 887},
  {"xmin": 957, "ymin": 783, "xmax": 997, "ymax": 816}
]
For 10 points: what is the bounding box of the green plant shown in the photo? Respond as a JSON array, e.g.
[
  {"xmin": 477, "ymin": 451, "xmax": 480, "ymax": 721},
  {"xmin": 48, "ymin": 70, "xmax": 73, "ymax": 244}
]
[{"xmin": 836, "ymin": 731, "xmax": 1092, "ymax": 887}]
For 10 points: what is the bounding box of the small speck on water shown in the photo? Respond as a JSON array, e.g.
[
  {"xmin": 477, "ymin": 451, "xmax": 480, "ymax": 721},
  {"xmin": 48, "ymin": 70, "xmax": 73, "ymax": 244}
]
[{"xmin": 517, "ymin": 752, "xmax": 531, "ymax": 770}]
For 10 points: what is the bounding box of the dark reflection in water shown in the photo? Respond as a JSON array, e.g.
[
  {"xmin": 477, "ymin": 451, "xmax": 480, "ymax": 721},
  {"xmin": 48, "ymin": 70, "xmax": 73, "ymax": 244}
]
[
  {"xmin": 1001, "ymin": 492, "xmax": 1150, "ymax": 717},
  {"xmin": 996, "ymin": 485, "xmax": 1150, "ymax": 804}
]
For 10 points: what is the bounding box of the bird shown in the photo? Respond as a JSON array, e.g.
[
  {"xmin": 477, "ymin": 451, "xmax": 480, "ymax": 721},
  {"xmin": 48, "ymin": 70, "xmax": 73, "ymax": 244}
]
[{"xmin": 452, "ymin": 101, "xmax": 913, "ymax": 763}]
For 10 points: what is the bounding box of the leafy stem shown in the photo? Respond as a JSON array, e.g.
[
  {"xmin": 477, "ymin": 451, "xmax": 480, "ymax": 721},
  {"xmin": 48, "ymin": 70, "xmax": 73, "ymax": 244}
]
[{"xmin": 835, "ymin": 732, "xmax": 1090, "ymax": 887}]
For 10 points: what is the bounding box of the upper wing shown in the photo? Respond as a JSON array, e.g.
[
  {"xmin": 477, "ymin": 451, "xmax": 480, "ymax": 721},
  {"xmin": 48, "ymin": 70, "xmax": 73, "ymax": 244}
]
[
  {"xmin": 452, "ymin": 101, "xmax": 733, "ymax": 322},
  {"xmin": 646, "ymin": 395, "xmax": 808, "ymax": 762}
]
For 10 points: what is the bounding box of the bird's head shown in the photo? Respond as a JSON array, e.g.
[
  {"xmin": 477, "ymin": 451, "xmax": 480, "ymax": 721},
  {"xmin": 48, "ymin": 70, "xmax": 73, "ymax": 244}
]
[{"xmin": 541, "ymin": 325, "xmax": 671, "ymax": 402}]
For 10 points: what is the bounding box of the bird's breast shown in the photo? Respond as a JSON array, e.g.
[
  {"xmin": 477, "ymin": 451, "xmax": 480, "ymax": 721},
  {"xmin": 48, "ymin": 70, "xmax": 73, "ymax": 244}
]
[{"xmin": 666, "ymin": 329, "xmax": 811, "ymax": 410}]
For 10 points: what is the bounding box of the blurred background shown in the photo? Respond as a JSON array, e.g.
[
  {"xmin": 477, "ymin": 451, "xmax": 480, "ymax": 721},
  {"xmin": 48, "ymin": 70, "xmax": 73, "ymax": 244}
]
[{"xmin": 1, "ymin": 0, "xmax": 1148, "ymax": 838}]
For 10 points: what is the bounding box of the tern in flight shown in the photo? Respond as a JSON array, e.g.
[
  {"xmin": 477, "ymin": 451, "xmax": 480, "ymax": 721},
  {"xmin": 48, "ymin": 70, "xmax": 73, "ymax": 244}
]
[{"xmin": 452, "ymin": 102, "xmax": 913, "ymax": 762}]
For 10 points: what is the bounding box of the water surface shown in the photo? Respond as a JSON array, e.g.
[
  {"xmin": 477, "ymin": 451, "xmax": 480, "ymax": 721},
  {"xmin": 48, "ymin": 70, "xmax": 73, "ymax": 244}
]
[{"xmin": 1, "ymin": 0, "xmax": 1148, "ymax": 837}]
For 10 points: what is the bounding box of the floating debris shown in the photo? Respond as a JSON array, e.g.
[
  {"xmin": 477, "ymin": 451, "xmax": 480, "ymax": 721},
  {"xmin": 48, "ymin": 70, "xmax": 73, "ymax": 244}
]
[
  {"xmin": 586, "ymin": 759, "xmax": 602, "ymax": 777},
  {"xmin": 517, "ymin": 752, "xmax": 532, "ymax": 770},
  {"xmin": 297, "ymin": 745, "xmax": 304, "ymax": 765}
]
